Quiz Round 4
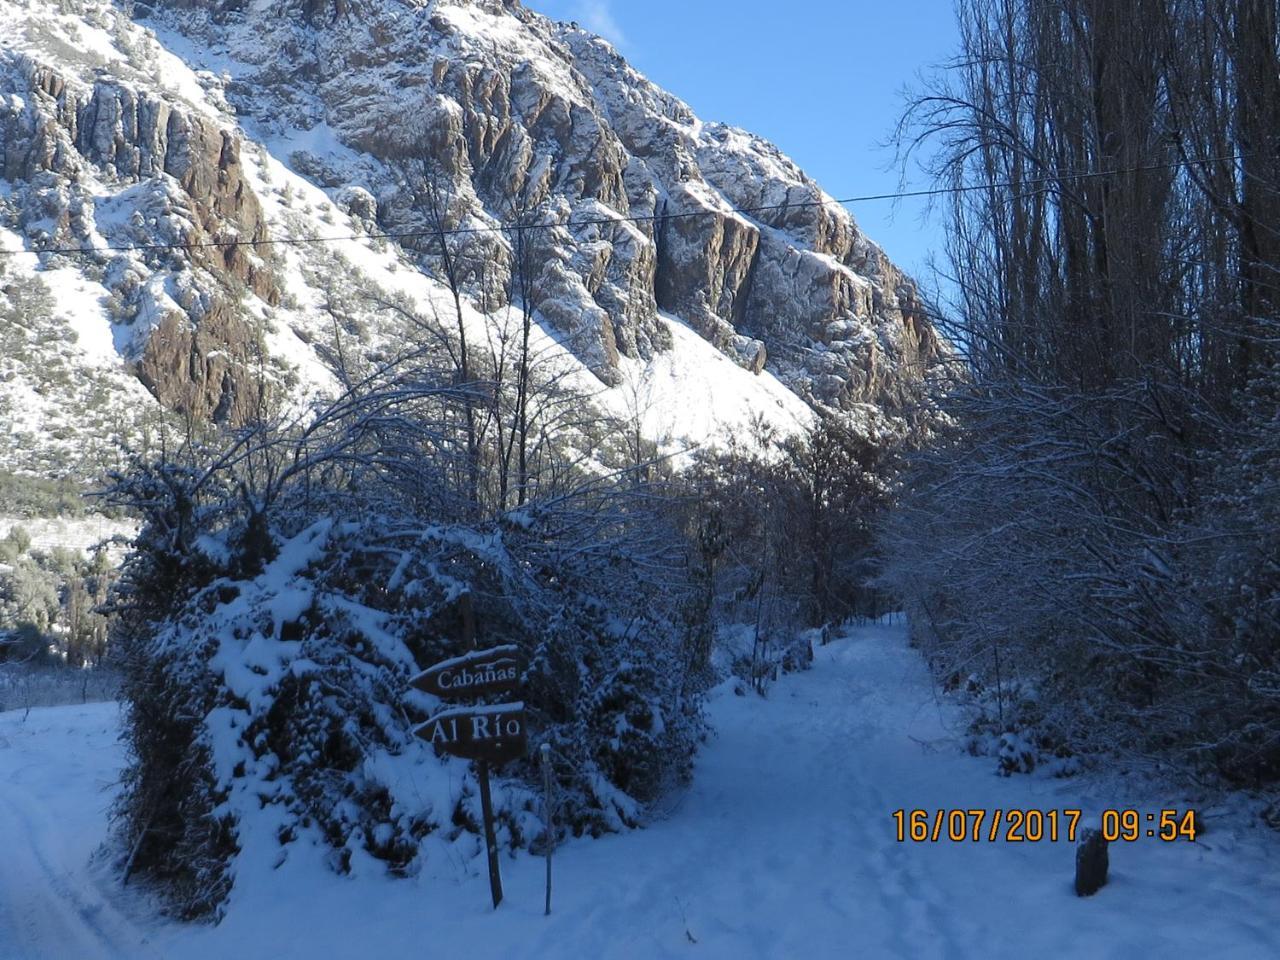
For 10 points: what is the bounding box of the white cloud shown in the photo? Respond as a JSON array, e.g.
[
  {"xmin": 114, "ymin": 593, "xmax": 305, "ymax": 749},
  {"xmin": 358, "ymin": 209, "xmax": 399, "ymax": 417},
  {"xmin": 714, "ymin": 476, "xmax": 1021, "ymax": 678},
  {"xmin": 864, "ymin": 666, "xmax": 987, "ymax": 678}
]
[{"xmin": 573, "ymin": 0, "xmax": 627, "ymax": 48}]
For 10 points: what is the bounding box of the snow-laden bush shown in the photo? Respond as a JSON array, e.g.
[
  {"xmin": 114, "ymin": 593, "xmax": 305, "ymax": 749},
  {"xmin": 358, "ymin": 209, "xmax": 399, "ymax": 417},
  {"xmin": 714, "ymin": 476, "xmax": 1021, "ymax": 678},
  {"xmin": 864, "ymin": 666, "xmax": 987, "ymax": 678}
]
[
  {"xmin": 107, "ymin": 350, "xmax": 705, "ymax": 918},
  {"xmin": 885, "ymin": 364, "xmax": 1280, "ymax": 793}
]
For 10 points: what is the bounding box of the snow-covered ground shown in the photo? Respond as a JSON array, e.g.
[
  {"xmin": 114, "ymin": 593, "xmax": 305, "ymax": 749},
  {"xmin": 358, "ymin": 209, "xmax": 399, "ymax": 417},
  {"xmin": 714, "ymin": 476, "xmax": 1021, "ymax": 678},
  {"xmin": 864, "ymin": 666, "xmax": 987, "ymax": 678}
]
[
  {"xmin": 0, "ymin": 515, "xmax": 136, "ymax": 559},
  {"xmin": 2, "ymin": 623, "xmax": 1278, "ymax": 959}
]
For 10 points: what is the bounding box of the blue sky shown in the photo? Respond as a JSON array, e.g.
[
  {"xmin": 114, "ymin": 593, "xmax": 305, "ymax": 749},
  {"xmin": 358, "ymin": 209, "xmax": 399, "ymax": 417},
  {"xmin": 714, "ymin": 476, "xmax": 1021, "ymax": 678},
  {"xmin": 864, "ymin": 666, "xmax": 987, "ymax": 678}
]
[{"xmin": 525, "ymin": 0, "xmax": 960, "ymax": 300}]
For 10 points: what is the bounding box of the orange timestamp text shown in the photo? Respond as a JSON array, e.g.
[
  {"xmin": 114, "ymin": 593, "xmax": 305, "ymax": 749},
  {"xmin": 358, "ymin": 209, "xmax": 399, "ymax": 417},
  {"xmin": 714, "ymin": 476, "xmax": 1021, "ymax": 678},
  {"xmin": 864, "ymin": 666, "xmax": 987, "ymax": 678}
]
[{"xmin": 891, "ymin": 808, "xmax": 1197, "ymax": 843}]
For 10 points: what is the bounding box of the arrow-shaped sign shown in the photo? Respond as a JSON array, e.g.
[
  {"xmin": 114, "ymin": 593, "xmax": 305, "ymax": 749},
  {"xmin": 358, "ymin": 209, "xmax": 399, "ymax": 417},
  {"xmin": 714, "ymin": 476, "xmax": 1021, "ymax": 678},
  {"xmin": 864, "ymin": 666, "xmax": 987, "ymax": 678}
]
[
  {"xmin": 411, "ymin": 645, "xmax": 525, "ymax": 699},
  {"xmin": 413, "ymin": 701, "xmax": 528, "ymax": 765}
]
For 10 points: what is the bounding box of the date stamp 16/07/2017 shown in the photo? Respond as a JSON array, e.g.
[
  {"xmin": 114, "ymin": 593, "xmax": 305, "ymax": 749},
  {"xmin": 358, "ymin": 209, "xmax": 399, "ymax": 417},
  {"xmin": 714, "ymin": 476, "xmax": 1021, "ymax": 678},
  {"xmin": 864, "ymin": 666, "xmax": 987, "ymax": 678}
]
[{"xmin": 891, "ymin": 808, "xmax": 1198, "ymax": 844}]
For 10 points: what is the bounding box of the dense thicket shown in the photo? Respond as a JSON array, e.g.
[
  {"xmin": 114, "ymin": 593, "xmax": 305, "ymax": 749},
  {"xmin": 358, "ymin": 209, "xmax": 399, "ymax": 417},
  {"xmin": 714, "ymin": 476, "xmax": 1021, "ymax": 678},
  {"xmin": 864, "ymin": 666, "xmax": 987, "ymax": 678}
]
[
  {"xmin": 0, "ymin": 528, "xmax": 114, "ymax": 668},
  {"xmin": 678, "ymin": 415, "xmax": 894, "ymax": 689},
  {"xmin": 108, "ymin": 251, "xmax": 705, "ymax": 916},
  {"xmin": 886, "ymin": 0, "xmax": 1280, "ymax": 790}
]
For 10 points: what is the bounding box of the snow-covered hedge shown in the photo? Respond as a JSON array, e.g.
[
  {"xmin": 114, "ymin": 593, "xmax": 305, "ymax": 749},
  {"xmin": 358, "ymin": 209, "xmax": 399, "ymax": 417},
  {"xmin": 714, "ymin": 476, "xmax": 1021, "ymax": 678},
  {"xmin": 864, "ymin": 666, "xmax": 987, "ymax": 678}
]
[
  {"xmin": 107, "ymin": 364, "xmax": 704, "ymax": 918},
  {"xmin": 115, "ymin": 503, "xmax": 701, "ymax": 917}
]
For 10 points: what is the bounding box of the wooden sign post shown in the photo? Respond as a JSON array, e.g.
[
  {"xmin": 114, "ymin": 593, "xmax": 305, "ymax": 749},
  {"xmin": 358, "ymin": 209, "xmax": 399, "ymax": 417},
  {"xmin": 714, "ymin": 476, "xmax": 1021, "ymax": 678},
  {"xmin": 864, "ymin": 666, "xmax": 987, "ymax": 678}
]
[{"xmin": 411, "ymin": 641, "xmax": 527, "ymax": 910}]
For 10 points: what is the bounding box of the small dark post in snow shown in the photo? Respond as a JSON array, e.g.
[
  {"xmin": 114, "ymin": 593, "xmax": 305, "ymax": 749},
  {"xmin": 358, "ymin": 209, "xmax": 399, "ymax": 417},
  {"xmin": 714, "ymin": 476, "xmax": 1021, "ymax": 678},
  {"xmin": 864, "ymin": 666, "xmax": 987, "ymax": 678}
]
[
  {"xmin": 541, "ymin": 741, "xmax": 553, "ymax": 916},
  {"xmin": 1075, "ymin": 827, "xmax": 1109, "ymax": 896},
  {"xmin": 477, "ymin": 759, "xmax": 503, "ymax": 909}
]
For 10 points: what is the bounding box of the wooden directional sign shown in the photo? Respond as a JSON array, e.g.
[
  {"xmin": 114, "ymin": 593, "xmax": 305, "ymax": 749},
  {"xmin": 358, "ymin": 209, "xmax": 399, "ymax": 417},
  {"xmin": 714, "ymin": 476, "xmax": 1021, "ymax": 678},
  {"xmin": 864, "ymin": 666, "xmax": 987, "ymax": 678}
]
[
  {"xmin": 413, "ymin": 701, "xmax": 528, "ymax": 765},
  {"xmin": 411, "ymin": 645, "xmax": 525, "ymax": 700},
  {"xmin": 409, "ymin": 638, "xmax": 530, "ymax": 910}
]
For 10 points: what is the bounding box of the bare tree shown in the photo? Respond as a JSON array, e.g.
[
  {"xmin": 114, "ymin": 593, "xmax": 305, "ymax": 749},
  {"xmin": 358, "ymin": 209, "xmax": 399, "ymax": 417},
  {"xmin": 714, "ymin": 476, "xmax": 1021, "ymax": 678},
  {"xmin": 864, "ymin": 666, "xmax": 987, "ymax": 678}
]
[{"xmin": 886, "ymin": 0, "xmax": 1280, "ymax": 784}]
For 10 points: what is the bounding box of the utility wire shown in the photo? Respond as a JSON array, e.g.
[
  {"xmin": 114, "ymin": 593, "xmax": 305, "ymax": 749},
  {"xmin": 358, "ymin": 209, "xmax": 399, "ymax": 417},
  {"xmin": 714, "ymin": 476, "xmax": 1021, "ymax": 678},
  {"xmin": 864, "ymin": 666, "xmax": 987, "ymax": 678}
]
[{"xmin": 0, "ymin": 152, "xmax": 1244, "ymax": 259}]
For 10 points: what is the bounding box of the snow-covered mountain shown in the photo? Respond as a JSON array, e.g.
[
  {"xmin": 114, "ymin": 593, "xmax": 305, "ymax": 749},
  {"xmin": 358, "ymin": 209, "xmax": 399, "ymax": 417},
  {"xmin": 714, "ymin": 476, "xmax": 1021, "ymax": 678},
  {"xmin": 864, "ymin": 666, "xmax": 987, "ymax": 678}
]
[{"xmin": 0, "ymin": 0, "xmax": 941, "ymax": 480}]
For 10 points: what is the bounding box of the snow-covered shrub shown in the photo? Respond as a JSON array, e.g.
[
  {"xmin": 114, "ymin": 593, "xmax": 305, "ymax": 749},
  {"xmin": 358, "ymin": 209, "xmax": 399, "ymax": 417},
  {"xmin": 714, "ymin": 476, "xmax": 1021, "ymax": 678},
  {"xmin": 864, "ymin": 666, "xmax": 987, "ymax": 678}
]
[
  {"xmin": 107, "ymin": 351, "xmax": 704, "ymax": 917},
  {"xmin": 937, "ymin": 667, "xmax": 1079, "ymax": 777},
  {"xmin": 884, "ymin": 364, "xmax": 1280, "ymax": 797},
  {"xmin": 1184, "ymin": 360, "xmax": 1280, "ymax": 787},
  {"xmin": 996, "ymin": 731, "xmax": 1036, "ymax": 776}
]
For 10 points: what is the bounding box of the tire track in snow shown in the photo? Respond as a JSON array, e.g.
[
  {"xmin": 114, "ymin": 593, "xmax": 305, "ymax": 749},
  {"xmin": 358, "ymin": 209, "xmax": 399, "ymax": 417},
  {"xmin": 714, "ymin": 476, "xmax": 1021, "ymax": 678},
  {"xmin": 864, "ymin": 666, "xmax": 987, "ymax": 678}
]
[
  {"xmin": 810, "ymin": 640, "xmax": 967, "ymax": 959},
  {"xmin": 0, "ymin": 707, "xmax": 160, "ymax": 960},
  {"xmin": 0, "ymin": 789, "xmax": 162, "ymax": 960}
]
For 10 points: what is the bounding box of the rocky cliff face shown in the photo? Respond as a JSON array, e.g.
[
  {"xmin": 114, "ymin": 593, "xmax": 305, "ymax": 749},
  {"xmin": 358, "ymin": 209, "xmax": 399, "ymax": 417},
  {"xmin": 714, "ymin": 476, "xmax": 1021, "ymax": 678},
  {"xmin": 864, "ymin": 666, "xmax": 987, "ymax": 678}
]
[
  {"xmin": 0, "ymin": 0, "xmax": 939, "ymax": 468},
  {"xmin": 1, "ymin": 37, "xmax": 279, "ymax": 425}
]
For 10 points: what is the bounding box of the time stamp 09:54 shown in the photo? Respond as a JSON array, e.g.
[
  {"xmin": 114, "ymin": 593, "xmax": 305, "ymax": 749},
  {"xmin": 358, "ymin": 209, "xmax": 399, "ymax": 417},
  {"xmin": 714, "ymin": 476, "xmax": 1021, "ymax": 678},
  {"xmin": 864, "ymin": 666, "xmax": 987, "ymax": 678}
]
[{"xmin": 891, "ymin": 808, "xmax": 1199, "ymax": 843}]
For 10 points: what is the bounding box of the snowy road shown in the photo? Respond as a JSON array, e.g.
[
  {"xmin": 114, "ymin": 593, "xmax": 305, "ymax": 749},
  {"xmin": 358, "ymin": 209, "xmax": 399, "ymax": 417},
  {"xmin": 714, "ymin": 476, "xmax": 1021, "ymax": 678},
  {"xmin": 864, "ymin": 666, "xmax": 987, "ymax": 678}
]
[
  {"xmin": 2, "ymin": 624, "xmax": 1279, "ymax": 958},
  {"xmin": 0, "ymin": 704, "xmax": 163, "ymax": 959}
]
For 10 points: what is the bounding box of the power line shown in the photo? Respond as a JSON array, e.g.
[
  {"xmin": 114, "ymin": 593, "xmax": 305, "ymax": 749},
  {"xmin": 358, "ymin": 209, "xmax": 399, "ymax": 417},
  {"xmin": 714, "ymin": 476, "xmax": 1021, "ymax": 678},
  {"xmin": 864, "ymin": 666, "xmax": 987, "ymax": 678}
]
[{"xmin": 0, "ymin": 152, "xmax": 1244, "ymax": 259}]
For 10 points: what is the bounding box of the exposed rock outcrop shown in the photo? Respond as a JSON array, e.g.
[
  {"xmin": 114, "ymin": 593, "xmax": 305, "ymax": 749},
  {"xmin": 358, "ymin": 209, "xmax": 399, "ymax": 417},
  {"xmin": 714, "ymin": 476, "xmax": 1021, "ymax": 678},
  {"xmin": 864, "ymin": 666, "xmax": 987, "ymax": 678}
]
[{"xmin": 0, "ymin": 46, "xmax": 277, "ymax": 424}]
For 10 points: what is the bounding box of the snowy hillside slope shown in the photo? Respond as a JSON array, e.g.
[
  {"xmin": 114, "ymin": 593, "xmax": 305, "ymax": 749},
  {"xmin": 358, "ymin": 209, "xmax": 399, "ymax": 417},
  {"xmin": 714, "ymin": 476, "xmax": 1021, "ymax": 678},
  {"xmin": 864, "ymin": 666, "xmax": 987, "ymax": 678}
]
[
  {"xmin": 0, "ymin": 513, "xmax": 136, "ymax": 559},
  {"xmin": 0, "ymin": 0, "xmax": 935, "ymax": 485},
  {"xmin": 0, "ymin": 222, "xmax": 162, "ymax": 480},
  {"xmin": 2, "ymin": 622, "xmax": 1277, "ymax": 960}
]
